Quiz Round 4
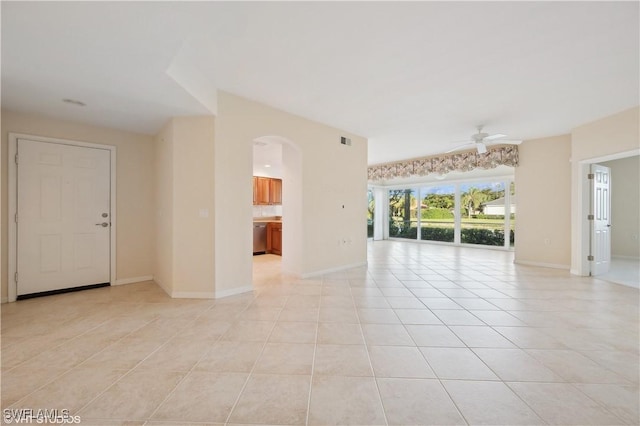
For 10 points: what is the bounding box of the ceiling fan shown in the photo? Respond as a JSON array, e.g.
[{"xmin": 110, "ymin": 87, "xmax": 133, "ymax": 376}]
[{"xmin": 446, "ymin": 125, "xmax": 522, "ymax": 154}]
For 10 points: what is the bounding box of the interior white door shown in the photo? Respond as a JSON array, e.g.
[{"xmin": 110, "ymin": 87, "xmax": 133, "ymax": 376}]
[
  {"xmin": 17, "ymin": 139, "xmax": 111, "ymax": 296},
  {"xmin": 591, "ymin": 164, "xmax": 612, "ymax": 276}
]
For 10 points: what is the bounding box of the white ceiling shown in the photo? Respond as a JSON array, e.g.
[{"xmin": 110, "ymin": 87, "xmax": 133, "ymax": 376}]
[{"xmin": 2, "ymin": 2, "xmax": 638, "ymax": 165}]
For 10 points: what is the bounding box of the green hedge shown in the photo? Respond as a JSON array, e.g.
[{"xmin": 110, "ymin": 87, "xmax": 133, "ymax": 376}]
[
  {"xmin": 421, "ymin": 227, "xmax": 454, "ymax": 242},
  {"xmin": 461, "ymin": 228, "xmax": 515, "ymax": 246},
  {"xmin": 389, "ymin": 220, "xmax": 416, "ymax": 238},
  {"xmin": 421, "ymin": 208, "xmax": 454, "ymax": 220},
  {"xmin": 475, "ymin": 213, "xmax": 516, "ymax": 220},
  {"xmin": 390, "ymin": 221, "xmax": 515, "ymax": 246}
]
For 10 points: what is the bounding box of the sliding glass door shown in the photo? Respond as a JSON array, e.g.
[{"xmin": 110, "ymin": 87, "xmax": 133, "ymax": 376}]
[
  {"xmin": 389, "ymin": 189, "xmax": 417, "ymax": 239},
  {"xmin": 419, "ymin": 185, "xmax": 455, "ymax": 243},
  {"xmin": 367, "ymin": 189, "xmax": 374, "ymax": 238},
  {"xmin": 385, "ymin": 179, "xmax": 515, "ymax": 249},
  {"xmin": 460, "ymin": 182, "xmax": 506, "ymax": 246}
]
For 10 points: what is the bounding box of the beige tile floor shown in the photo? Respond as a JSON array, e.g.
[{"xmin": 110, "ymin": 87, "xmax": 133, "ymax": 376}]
[{"xmin": 1, "ymin": 241, "xmax": 638, "ymax": 425}]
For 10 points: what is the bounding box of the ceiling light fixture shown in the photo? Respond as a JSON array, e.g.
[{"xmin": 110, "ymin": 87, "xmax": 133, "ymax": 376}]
[
  {"xmin": 62, "ymin": 98, "xmax": 86, "ymax": 107},
  {"xmin": 264, "ymin": 164, "xmax": 271, "ymax": 168}
]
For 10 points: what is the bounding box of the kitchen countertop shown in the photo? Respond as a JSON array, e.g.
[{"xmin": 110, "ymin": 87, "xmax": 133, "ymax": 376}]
[{"xmin": 253, "ymin": 217, "xmax": 282, "ymax": 223}]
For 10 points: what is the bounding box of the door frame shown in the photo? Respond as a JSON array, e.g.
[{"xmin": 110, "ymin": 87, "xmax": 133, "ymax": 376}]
[
  {"xmin": 573, "ymin": 148, "xmax": 639, "ymax": 276},
  {"xmin": 8, "ymin": 133, "xmax": 117, "ymax": 302}
]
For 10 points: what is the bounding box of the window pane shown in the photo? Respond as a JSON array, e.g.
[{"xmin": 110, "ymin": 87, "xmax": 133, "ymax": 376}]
[
  {"xmin": 367, "ymin": 189, "xmax": 374, "ymax": 238},
  {"xmin": 419, "ymin": 185, "xmax": 455, "ymax": 243},
  {"xmin": 389, "ymin": 189, "xmax": 417, "ymax": 239},
  {"xmin": 460, "ymin": 182, "xmax": 506, "ymax": 246}
]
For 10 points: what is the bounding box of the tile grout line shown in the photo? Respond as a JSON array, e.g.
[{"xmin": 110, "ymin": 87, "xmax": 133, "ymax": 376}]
[
  {"xmin": 565, "ymin": 381, "xmax": 632, "ymax": 424},
  {"xmin": 358, "ymin": 274, "xmax": 390, "ymax": 426},
  {"xmin": 71, "ymin": 313, "xmax": 200, "ymax": 420},
  {"xmin": 404, "ymin": 263, "xmax": 617, "ymax": 426},
  {"xmin": 223, "ymin": 292, "xmax": 289, "ymax": 425},
  {"xmin": 4, "ymin": 312, "xmax": 132, "ymax": 373},
  {"xmin": 7, "ymin": 313, "xmax": 159, "ymax": 413},
  {"xmin": 3, "ymin": 244, "xmax": 637, "ymax": 425},
  {"xmin": 396, "ymin": 270, "xmax": 471, "ymax": 426},
  {"xmin": 73, "ymin": 296, "xmax": 252, "ymax": 422},
  {"xmin": 144, "ymin": 298, "xmax": 255, "ymax": 423},
  {"xmin": 304, "ymin": 276, "xmax": 323, "ymax": 426}
]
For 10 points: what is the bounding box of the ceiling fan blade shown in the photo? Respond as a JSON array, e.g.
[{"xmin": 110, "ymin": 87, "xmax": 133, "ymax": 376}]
[
  {"xmin": 488, "ymin": 139, "xmax": 522, "ymax": 145},
  {"xmin": 449, "ymin": 139, "xmax": 474, "ymax": 144},
  {"xmin": 476, "ymin": 142, "xmax": 487, "ymax": 154},
  {"xmin": 445, "ymin": 144, "xmax": 473, "ymax": 154},
  {"xmin": 484, "ymin": 133, "xmax": 507, "ymax": 141}
]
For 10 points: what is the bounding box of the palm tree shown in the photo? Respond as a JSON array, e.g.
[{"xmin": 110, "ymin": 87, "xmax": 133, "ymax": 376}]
[
  {"xmin": 367, "ymin": 191, "xmax": 374, "ymax": 222},
  {"xmin": 403, "ymin": 189, "xmax": 412, "ymax": 223},
  {"xmin": 462, "ymin": 188, "xmax": 487, "ymax": 218}
]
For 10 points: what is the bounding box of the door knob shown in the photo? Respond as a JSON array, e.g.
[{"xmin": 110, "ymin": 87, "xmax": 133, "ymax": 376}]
[{"xmin": 95, "ymin": 222, "xmax": 109, "ymax": 227}]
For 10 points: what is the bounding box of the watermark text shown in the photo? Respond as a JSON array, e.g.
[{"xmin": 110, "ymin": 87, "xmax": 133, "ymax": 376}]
[{"xmin": 3, "ymin": 408, "xmax": 81, "ymax": 424}]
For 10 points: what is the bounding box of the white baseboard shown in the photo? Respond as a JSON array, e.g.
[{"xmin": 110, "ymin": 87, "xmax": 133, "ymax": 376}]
[
  {"xmin": 514, "ymin": 260, "xmax": 570, "ymax": 270},
  {"xmin": 172, "ymin": 291, "xmax": 216, "ymax": 299},
  {"xmin": 1, "ymin": 297, "xmax": 8, "ymax": 304},
  {"xmin": 114, "ymin": 275, "xmax": 154, "ymax": 286},
  {"xmin": 301, "ymin": 261, "xmax": 368, "ymax": 279},
  {"xmin": 215, "ymin": 285, "xmax": 253, "ymax": 299}
]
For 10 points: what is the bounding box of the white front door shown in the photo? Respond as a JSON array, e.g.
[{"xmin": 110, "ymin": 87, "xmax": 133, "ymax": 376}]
[
  {"xmin": 590, "ymin": 164, "xmax": 612, "ymax": 276},
  {"xmin": 17, "ymin": 139, "xmax": 111, "ymax": 296}
]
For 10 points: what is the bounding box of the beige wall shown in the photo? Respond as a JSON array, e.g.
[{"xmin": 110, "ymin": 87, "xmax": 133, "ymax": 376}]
[
  {"xmin": 171, "ymin": 116, "xmax": 216, "ymax": 296},
  {"xmin": 570, "ymin": 106, "xmax": 640, "ymax": 274},
  {"xmin": 154, "ymin": 116, "xmax": 216, "ymax": 297},
  {"xmin": 214, "ymin": 92, "xmax": 368, "ymax": 296},
  {"xmin": 601, "ymin": 156, "xmax": 640, "ymax": 258},
  {"xmin": 1, "ymin": 109, "xmax": 155, "ymax": 301},
  {"xmin": 154, "ymin": 120, "xmax": 174, "ymax": 294},
  {"xmin": 571, "ymin": 107, "xmax": 639, "ymax": 162},
  {"xmin": 1, "ymin": 97, "xmax": 364, "ymax": 302},
  {"xmin": 515, "ymin": 134, "xmax": 572, "ymax": 268}
]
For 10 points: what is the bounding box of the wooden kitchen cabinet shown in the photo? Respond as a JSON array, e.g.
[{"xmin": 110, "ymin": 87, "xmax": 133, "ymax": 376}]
[
  {"xmin": 269, "ymin": 178, "xmax": 282, "ymax": 205},
  {"xmin": 253, "ymin": 176, "xmax": 282, "ymax": 205},
  {"xmin": 254, "ymin": 177, "xmax": 271, "ymax": 205},
  {"xmin": 267, "ymin": 222, "xmax": 282, "ymax": 255}
]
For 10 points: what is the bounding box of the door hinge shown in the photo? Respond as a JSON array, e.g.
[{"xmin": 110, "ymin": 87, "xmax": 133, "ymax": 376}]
[
  {"xmin": 587, "ymin": 255, "xmax": 594, "ymax": 261},
  {"xmin": 14, "ymin": 272, "xmax": 18, "ymax": 283},
  {"xmin": 587, "ymin": 214, "xmax": 594, "ymax": 220},
  {"xmin": 587, "ymin": 173, "xmax": 594, "ymax": 179}
]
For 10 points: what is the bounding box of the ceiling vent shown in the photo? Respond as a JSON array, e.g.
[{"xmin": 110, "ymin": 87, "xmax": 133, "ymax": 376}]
[{"xmin": 340, "ymin": 136, "xmax": 352, "ymax": 146}]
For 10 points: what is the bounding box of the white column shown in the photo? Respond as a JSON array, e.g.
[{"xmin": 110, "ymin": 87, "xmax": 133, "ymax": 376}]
[
  {"xmin": 504, "ymin": 180, "xmax": 512, "ymax": 249},
  {"xmin": 374, "ymin": 187, "xmax": 387, "ymax": 240},
  {"xmin": 454, "ymin": 184, "xmax": 462, "ymax": 244}
]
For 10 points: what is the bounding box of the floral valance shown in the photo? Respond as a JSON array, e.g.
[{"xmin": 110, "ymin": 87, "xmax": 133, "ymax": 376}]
[{"xmin": 368, "ymin": 145, "xmax": 519, "ymax": 182}]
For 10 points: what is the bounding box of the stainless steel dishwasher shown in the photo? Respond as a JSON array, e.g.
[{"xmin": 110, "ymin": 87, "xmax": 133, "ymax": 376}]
[{"xmin": 253, "ymin": 223, "xmax": 267, "ymax": 254}]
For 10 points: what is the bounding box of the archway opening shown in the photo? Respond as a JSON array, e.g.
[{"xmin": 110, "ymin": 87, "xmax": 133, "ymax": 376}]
[{"xmin": 251, "ymin": 135, "xmax": 303, "ymax": 285}]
